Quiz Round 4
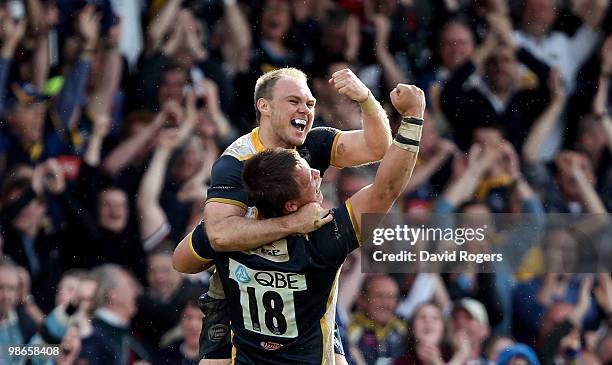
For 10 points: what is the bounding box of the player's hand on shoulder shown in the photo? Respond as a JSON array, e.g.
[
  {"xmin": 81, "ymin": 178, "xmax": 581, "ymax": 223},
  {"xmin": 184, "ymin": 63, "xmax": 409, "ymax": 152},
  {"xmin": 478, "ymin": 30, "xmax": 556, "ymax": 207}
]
[
  {"xmin": 291, "ymin": 202, "xmax": 333, "ymax": 234},
  {"xmin": 390, "ymin": 84, "xmax": 426, "ymax": 119},
  {"xmin": 329, "ymin": 69, "xmax": 370, "ymax": 103}
]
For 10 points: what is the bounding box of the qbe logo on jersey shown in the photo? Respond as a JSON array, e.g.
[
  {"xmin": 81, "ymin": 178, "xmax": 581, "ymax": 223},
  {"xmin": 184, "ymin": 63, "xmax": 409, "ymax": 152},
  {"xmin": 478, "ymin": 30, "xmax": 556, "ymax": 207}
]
[{"xmin": 229, "ymin": 259, "xmax": 307, "ymax": 338}]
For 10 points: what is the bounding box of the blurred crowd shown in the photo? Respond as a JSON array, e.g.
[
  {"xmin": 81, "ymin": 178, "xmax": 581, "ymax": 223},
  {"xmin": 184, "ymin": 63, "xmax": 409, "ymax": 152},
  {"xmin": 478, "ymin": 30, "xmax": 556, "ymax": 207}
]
[{"xmin": 0, "ymin": 0, "xmax": 611, "ymax": 364}]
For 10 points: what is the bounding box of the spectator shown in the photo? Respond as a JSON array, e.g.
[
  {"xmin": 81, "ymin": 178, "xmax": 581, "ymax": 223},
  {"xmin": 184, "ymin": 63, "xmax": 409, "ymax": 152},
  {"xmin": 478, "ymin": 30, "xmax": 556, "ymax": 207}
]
[
  {"xmin": 535, "ymin": 278, "xmax": 596, "ymax": 365},
  {"xmin": 514, "ymin": 272, "xmax": 603, "ymax": 346},
  {"xmin": 440, "ymin": 14, "xmax": 552, "ymax": 151},
  {"xmin": 496, "ymin": 343, "xmax": 540, "ymax": 365},
  {"xmin": 394, "ymin": 302, "xmax": 470, "ymax": 365},
  {"xmin": 14, "ymin": 266, "xmax": 44, "ymax": 327},
  {"xmin": 311, "ymin": 58, "xmax": 362, "ymax": 130},
  {"xmin": 451, "ymin": 298, "xmax": 491, "ymax": 364},
  {"xmin": 402, "ymin": 112, "xmax": 456, "ymax": 201},
  {"xmin": 349, "ymin": 274, "xmax": 406, "ymax": 365},
  {"xmin": 46, "ymin": 271, "xmax": 97, "ymax": 338},
  {"xmin": 485, "ymin": 336, "xmax": 516, "ymax": 364},
  {"xmin": 513, "ymin": 0, "xmax": 609, "ymax": 158},
  {"xmin": 514, "ymin": 0, "xmax": 608, "ymax": 91},
  {"xmin": 0, "ymin": 162, "xmax": 66, "ymax": 311},
  {"xmin": 153, "ymin": 296, "xmax": 203, "ymax": 365},
  {"xmin": 0, "ymin": 255, "xmax": 37, "ymax": 346},
  {"xmin": 132, "ymin": 243, "xmax": 205, "ymax": 356},
  {"xmin": 78, "ymin": 264, "xmax": 149, "ymax": 365},
  {"xmin": 395, "ymin": 274, "xmax": 451, "ymax": 323}
]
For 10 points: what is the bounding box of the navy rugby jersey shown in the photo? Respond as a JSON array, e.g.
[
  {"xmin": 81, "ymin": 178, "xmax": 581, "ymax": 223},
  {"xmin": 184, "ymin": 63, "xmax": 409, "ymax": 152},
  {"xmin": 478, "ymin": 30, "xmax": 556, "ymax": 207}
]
[
  {"xmin": 206, "ymin": 126, "xmax": 342, "ymax": 210},
  {"xmin": 187, "ymin": 201, "xmax": 362, "ymax": 365}
]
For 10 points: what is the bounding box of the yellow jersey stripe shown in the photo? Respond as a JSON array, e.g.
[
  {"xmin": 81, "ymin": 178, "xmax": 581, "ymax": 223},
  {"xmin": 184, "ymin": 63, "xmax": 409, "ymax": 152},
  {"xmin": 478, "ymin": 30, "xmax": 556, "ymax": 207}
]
[
  {"xmin": 330, "ymin": 132, "xmax": 343, "ymax": 168},
  {"xmin": 188, "ymin": 233, "xmax": 213, "ymax": 263},
  {"xmin": 345, "ymin": 200, "xmax": 362, "ymax": 245},
  {"xmin": 250, "ymin": 127, "xmax": 267, "ymax": 153},
  {"xmin": 206, "ymin": 198, "xmax": 248, "ymax": 210},
  {"xmin": 320, "ymin": 269, "xmax": 341, "ymax": 365},
  {"xmin": 231, "ymin": 330, "xmax": 237, "ymax": 364}
]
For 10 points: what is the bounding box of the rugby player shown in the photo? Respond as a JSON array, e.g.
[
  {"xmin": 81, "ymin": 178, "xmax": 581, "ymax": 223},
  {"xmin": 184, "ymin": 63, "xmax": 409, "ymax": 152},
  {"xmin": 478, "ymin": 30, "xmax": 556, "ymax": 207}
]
[
  {"xmin": 173, "ymin": 67, "xmax": 392, "ymax": 364},
  {"xmin": 178, "ymin": 83, "xmax": 425, "ymax": 364}
]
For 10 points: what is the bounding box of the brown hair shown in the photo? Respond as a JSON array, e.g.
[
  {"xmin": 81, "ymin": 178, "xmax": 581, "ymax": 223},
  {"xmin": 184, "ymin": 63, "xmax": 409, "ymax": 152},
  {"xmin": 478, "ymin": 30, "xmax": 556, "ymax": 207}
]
[
  {"xmin": 253, "ymin": 68, "xmax": 308, "ymax": 122},
  {"xmin": 242, "ymin": 149, "xmax": 302, "ymax": 218}
]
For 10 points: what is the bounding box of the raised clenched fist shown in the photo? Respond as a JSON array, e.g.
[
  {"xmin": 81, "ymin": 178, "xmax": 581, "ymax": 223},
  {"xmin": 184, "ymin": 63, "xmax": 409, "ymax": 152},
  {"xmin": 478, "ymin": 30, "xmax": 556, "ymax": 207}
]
[{"xmin": 390, "ymin": 84, "xmax": 426, "ymax": 119}]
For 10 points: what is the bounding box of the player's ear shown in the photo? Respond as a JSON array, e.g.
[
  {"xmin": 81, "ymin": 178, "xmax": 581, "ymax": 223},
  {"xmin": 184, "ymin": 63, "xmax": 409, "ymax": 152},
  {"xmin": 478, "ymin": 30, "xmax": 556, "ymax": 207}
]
[
  {"xmin": 284, "ymin": 200, "xmax": 299, "ymax": 213},
  {"xmin": 257, "ymin": 98, "xmax": 270, "ymax": 117}
]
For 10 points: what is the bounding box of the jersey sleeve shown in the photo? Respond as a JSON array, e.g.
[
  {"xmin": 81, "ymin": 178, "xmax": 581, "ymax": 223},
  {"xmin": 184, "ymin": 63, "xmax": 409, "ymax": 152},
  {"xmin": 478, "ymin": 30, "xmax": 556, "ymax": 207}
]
[
  {"xmin": 187, "ymin": 220, "xmax": 215, "ymax": 263},
  {"xmin": 206, "ymin": 154, "xmax": 248, "ymax": 209},
  {"xmin": 302, "ymin": 127, "xmax": 342, "ymax": 173},
  {"xmin": 311, "ymin": 201, "xmax": 361, "ymax": 267}
]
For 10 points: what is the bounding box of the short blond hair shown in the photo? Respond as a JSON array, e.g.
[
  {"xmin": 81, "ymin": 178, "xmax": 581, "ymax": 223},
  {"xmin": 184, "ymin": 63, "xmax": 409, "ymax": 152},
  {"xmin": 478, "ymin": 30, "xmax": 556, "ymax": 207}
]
[{"xmin": 253, "ymin": 68, "xmax": 308, "ymax": 122}]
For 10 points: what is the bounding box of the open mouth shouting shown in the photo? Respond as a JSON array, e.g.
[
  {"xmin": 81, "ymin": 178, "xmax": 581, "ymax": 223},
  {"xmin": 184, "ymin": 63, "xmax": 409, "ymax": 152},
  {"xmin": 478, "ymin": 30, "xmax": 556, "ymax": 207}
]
[{"xmin": 290, "ymin": 118, "xmax": 307, "ymax": 132}]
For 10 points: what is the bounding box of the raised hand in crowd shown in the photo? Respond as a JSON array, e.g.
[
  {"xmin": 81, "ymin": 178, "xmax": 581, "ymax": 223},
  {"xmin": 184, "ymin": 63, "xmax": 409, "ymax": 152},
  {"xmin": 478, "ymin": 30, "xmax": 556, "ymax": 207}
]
[
  {"xmin": 107, "ymin": 17, "xmax": 122, "ymax": 48},
  {"xmin": 0, "ymin": 11, "xmax": 26, "ymax": 58},
  {"xmin": 182, "ymin": 10, "xmax": 207, "ymax": 62},
  {"xmin": 571, "ymin": 275, "xmax": 594, "ymax": 327},
  {"xmin": 195, "ymin": 78, "xmax": 235, "ymax": 141},
  {"xmin": 16, "ymin": 266, "xmax": 44, "ymax": 325},
  {"xmin": 416, "ymin": 343, "xmax": 444, "ymax": 365},
  {"xmin": 146, "ymin": 0, "xmax": 181, "ymax": 52},
  {"xmin": 84, "ymin": 114, "xmax": 111, "ymax": 167},
  {"xmin": 522, "ymin": 68, "xmax": 567, "ymax": 163},
  {"xmin": 594, "ymin": 36, "xmax": 612, "ymax": 153},
  {"xmin": 91, "ymin": 113, "xmax": 112, "ymax": 140},
  {"xmin": 137, "ymin": 127, "xmax": 181, "ymax": 246},
  {"xmin": 499, "ymin": 140, "xmax": 521, "ymax": 180},
  {"xmin": 161, "ymin": 16, "xmax": 184, "ymax": 58},
  {"xmin": 443, "ymin": 143, "xmax": 500, "ymax": 206},
  {"xmin": 56, "ymin": 326, "xmax": 82, "ymax": 365},
  {"xmin": 77, "ymin": 5, "xmax": 100, "ymax": 54},
  {"xmin": 156, "ymin": 127, "xmax": 181, "ymax": 152},
  {"xmin": 601, "ymin": 36, "xmax": 612, "ymax": 77},
  {"xmin": 177, "ymin": 142, "xmax": 216, "ymax": 204},
  {"xmin": 31, "ymin": 158, "xmax": 66, "ymax": 195},
  {"xmin": 448, "ymin": 330, "xmax": 473, "ymax": 365},
  {"xmin": 566, "ymin": 152, "xmax": 608, "ymax": 214},
  {"xmin": 43, "ymin": 158, "xmax": 66, "ymax": 195},
  {"xmin": 486, "ymin": 12, "xmax": 516, "ymax": 49},
  {"xmin": 571, "ymin": 0, "xmax": 610, "ymax": 29},
  {"xmin": 25, "ymin": 0, "xmax": 48, "ymax": 35},
  {"xmin": 345, "ymin": 14, "xmax": 361, "ymax": 64},
  {"xmin": 372, "ymin": 14, "xmax": 406, "ymax": 90},
  {"xmin": 102, "ymin": 112, "xmax": 166, "ymax": 176},
  {"xmin": 86, "ymin": 18, "xmax": 123, "ymax": 118},
  {"xmin": 405, "ymin": 118, "xmax": 458, "ymax": 194},
  {"xmin": 594, "ymin": 273, "xmax": 612, "ymax": 316},
  {"xmin": 161, "ymin": 99, "xmax": 185, "ymax": 129}
]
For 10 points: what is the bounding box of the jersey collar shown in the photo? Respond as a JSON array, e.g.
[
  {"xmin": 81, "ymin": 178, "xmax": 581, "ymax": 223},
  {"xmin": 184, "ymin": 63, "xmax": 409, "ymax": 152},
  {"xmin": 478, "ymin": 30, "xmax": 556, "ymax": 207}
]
[{"xmin": 250, "ymin": 127, "xmax": 267, "ymax": 153}]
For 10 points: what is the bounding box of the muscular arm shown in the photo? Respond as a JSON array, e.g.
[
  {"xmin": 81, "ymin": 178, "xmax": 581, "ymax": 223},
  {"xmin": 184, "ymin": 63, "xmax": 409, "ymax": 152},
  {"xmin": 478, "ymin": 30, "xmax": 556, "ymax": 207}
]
[
  {"xmin": 173, "ymin": 231, "xmax": 214, "ymax": 274},
  {"xmin": 333, "ymin": 95, "xmax": 392, "ymax": 167},
  {"xmin": 204, "ymin": 152, "xmax": 332, "ymax": 252},
  {"xmin": 348, "ymin": 85, "xmax": 424, "ymax": 232},
  {"xmin": 347, "ymin": 142, "xmax": 418, "ymax": 232},
  {"xmin": 204, "ymin": 202, "xmax": 306, "ymax": 252},
  {"xmin": 101, "ymin": 113, "xmax": 164, "ymax": 176},
  {"xmin": 329, "ymin": 69, "xmax": 392, "ymax": 168}
]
